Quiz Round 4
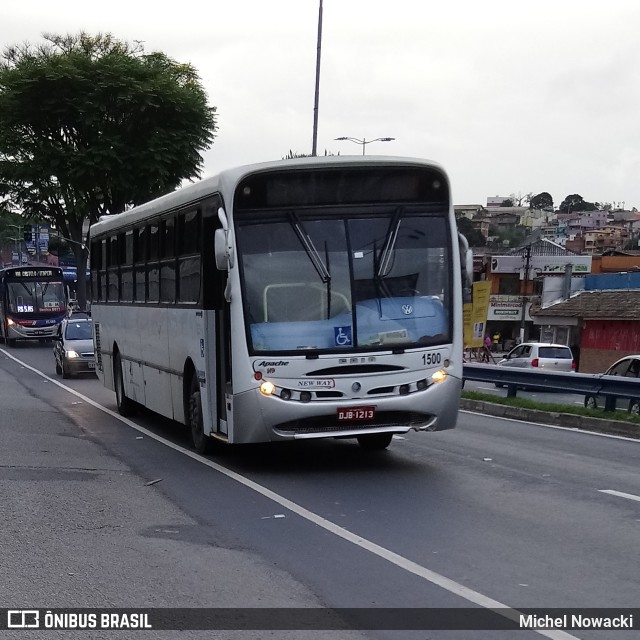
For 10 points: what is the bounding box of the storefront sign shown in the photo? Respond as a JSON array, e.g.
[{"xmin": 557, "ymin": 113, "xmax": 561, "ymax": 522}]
[{"xmin": 487, "ymin": 295, "xmax": 532, "ymax": 321}]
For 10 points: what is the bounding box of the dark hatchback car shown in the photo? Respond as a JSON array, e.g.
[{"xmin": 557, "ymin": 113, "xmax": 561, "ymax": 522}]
[
  {"xmin": 53, "ymin": 314, "xmax": 96, "ymax": 378},
  {"xmin": 584, "ymin": 355, "xmax": 640, "ymax": 414}
]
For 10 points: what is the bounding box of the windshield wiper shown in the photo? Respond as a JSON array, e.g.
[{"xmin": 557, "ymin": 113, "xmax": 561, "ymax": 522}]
[
  {"xmin": 289, "ymin": 213, "xmax": 332, "ymax": 319},
  {"xmin": 289, "ymin": 212, "xmax": 331, "ymax": 284},
  {"xmin": 376, "ymin": 208, "xmax": 402, "ymax": 278}
]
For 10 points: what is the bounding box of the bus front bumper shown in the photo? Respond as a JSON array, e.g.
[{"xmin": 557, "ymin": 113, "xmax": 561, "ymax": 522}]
[
  {"xmin": 7, "ymin": 322, "xmax": 59, "ymax": 340},
  {"xmin": 228, "ymin": 374, "xmax": 462, "ymax": 444}
]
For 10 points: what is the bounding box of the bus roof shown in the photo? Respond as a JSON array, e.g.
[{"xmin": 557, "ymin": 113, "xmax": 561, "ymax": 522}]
[{"xmin": 89, "ymin": 155, "xmax": 445, "ymax": 238}]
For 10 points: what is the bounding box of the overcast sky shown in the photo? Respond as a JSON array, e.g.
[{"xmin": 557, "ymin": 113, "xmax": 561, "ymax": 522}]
[{"xmin": 3, "ymin": 0, "xmax": 640, "ymax": 209}]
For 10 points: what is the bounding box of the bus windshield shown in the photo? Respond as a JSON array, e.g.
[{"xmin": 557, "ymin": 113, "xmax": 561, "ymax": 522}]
[
  {"xmin": 7, "ymin": 281, "xmax": 67, "ymax": 314},
  {"xmin": 237, "ymin": 209, "xmax": 451, "ymax": 354}
]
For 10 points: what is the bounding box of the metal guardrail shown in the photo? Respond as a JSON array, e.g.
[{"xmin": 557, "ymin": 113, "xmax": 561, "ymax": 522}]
[{"xmin": 462, "ymin": 364, "xmax": 640, "ymax": 411}]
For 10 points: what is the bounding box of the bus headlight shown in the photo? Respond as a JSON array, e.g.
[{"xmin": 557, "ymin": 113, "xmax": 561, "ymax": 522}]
[
  {"xmin": 259, "ymin": 380, "xmax": 275, "ymax": 396},
  {"xmin": 7, "ymin": 318, "xmax": 14, "ymax": 326},
  {"xmin": 431, "ymin": 369, "xmax": 447, "ymax": 383}
]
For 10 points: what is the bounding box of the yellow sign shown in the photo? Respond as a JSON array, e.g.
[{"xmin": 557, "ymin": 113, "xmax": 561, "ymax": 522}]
[{"xmin": 464, "ymin": 281, "xmax": 491, "ymax": 348}]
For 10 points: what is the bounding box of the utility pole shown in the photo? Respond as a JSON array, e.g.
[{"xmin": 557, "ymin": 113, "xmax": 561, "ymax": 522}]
[{"xmin": 519, "ymin": 243, "xmax": 532, "ymax": 343}]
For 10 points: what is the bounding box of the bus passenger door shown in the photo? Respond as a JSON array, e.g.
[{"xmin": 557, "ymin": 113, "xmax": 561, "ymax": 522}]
[
  {"xmin": 214, "ymin": 306, "xmax": 231, "ymax": 434},
  {"xmin": 202, "ymin": 195, "xmax": 232, "ymax": 437}
]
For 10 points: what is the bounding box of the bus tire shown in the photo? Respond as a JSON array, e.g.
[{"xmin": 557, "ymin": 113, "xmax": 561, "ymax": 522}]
[
  {"xmin": 114, "ymin": 352, "xmax": 135, "ymax": 417},
  {"xmin": 61, "ymin": 360, "xmax": 70, "ymax": 379},
  {"xmin": 189, "ymin": 374, "xmax": 211, "ymax": 454},
  {"xmin": 55, "ymin": 361, "xmax": 62, "ymax": 376},
  {"xmin": 357, "ymin": 433, "xmax": 393, "ymax": 451}
]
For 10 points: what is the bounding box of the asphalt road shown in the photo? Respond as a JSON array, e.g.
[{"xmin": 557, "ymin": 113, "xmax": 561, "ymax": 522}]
[{"xmin": 1, "ymin": 341, "xmax": 639, "ymax": 640}]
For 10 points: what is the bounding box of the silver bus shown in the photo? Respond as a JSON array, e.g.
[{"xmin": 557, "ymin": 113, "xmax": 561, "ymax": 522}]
[{"xmin": 89, "ymin": 156, "xmax": 471, "ymax": 452}]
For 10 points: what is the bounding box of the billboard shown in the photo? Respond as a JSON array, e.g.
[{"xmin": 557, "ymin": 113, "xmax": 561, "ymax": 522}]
[
  {"xmin": 463, "ymin": 281, "xmax": 492, "ymax": 348},
  {"xmin": 490, "ymin": 255, "xmax": 592, "ymax": 275}
]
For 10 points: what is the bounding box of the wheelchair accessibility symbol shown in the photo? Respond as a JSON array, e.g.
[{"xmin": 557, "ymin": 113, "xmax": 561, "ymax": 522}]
[{"xmin": 334, "ymin": 326, "xmax": 352, "ymax": 346}]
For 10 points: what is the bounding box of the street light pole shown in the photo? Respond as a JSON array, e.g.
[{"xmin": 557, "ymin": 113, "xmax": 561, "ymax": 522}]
[
  {"xmin": 519, "ymin": 243, "xmax": 532, "ymax": 343},
  {"xmin": 311, "ymin": 0, "xmax": 323, "ymax": 156},
  {"xmin": 334, "ymin": 136, "xmax": 395, "ymax": 155}
]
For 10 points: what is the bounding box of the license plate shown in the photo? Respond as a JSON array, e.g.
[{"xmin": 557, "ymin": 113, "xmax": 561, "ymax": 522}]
[
  {"xmin": 87, "ymin": 362, "xmax": 96, "ymax": 369},
  {"xmin": 31, "ymin": 330, "xmax": 46, "ymax": 335},
  {"xmin": 337, "ymin": 406, "xmax": 376, "ymax": 421}
]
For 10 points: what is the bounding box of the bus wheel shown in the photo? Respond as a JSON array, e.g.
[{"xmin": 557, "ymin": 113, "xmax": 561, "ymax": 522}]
[
  {"xmin": 189, "ymin": 375, "xmax": 210, "ymax": 454},
  {"xmin": 61, "ymin": 360, "xmax": 70, "ymax": 379},
  {"xmin": 114, "ymin": 352, "xmax": 135, "ymax": 417},
  {"xmin": 357, "ymin": 433, "xmax": 393, "ymax": 451}
]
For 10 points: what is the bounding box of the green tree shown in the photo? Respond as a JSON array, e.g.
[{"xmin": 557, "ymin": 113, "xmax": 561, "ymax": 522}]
[
  {"xmin": 487, "ymin": 225, "xmax": 527, "ymax": 248},
  {"xmin": 0, "ymin": 209, "xmax": 29, "ymax": 257},
  {"xmin": 558, "ymin": 194, "xmax": 597, "ymax": 213},
  {"xmin": 529, "ymin": 192, "xmax": 553, "ymax": 210},
  {"xmin": 0, "ymin": 32, "xmax": 217, "ymax": 309},
  {"xmin": 46, "ymin": 235, "xmax": 74, "ymax": 259},
  {"xmin": 455, "ymin": 216, "xmax": 486, "ymax": 247}
]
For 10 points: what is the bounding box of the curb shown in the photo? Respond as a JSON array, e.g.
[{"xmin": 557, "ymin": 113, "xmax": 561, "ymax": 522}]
[{"xmin": 460, "ymin": 399, "xmax": 640, "ymax": 439}]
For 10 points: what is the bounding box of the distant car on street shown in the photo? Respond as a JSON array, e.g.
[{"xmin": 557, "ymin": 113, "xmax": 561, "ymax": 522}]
[
  {"xmin": 53, "ymin": 314, "xmax": 96, "ymax": 378},
  {"xmin": 496, "ymin": 342, "xmax": 575, "ymax": 372},
  {"xmin": 584, "ymin": 355, "xmax": 640, "ymax": 414}
]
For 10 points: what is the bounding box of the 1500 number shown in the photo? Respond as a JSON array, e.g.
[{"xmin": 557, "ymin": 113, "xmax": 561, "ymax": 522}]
[{"xmin": 422, "ymin": 351, "xmax": 442, "ymax": 366}]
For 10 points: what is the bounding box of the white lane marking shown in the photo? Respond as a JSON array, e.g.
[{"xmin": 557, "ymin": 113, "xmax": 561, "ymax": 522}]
[
  {"xmin": 461, "ymin": 409, "xmax": 640, "ymax": 443},
  {"xmin": 3, "ymin": 349, "xmax": 580, "ymax": 640},
  {"xmin": 598, "ymin": 489, "xmax": 640, "ymax": 503}
]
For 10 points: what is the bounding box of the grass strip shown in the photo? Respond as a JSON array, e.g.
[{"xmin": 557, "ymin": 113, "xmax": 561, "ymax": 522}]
[{"xmin": 461, "ymin": 390, "xmax": 640, "ymax": 426}]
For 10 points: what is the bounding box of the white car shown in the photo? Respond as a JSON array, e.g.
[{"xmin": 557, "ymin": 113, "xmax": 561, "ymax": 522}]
[
  {"xmin": 584, "ymin": 355, "xmax": 640, "ymax": 414},
  {"xmin": 496, "ymin": 342, "xmax": 575, "ymax": 372}
]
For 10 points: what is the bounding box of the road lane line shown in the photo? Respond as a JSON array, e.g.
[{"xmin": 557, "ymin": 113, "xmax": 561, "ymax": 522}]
[
  {"xmin": 2, "ymin": 348, "xmax": 581, "ymax": 640},
  {"xmin": 598, "ymin": 489, "xmax": 640, "ymax": 503}
]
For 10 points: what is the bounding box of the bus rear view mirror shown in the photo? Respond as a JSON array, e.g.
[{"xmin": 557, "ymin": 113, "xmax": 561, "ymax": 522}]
[
  {"xmin": 215, "ymin": 206, "xmax": 234, "ymax": 270},
  {"xmin": 215, "ymin": 228, "xmax": 233, "ymax": 270}
]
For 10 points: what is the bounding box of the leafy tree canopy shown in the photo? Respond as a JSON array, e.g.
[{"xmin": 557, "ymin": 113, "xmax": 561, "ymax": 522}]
[
  {"xmin": 0, "ymin": 32, "xmax": 217, "ymax": 308},
  {"xmin": 529, "ymin": 192, "xmax": 553, "ymax": 210},
  {"xmin": 456, "ymin": 216, "xmax": 486, "ymax": 247},
  {"xmin": 487, "ymin": 224, "xmax": 527, "ymax": 249},
  {"xmin": 558, "ymin": 194, "xmax": 598, "ymax": 213},
  {"xmin": 0, "ymin": 209, "xmax": 30, "ymax": 247}
]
